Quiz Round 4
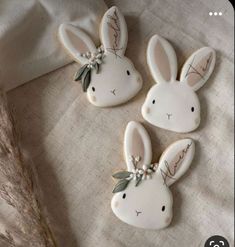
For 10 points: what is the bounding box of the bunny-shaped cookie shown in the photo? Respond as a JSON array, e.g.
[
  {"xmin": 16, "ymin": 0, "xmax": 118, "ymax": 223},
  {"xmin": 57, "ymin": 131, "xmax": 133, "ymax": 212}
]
[
  {"xmin": 58, "ymin": 6, "xmax": 142, "ymax": 107},
  {"xmin": 142, "ymin": 35, "xmax": 216, "ymax": 133},
  {"xmin": 111, "ymin": 121, "xmax": 195, "ymax": 229}
]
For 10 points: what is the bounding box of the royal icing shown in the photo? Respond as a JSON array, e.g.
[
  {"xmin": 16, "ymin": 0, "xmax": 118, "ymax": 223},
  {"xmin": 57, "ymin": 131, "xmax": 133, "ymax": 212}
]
[
  {"xmin": 142, "ymin": 35, "xmax": 216, "ymax": 133},
  {"xmin": 111, "ymin": 121, "xmax": 195, "ymax": 229},
  {"xmin": 58, "ymin": 6, "xmax": 142, "ymax": 107}
]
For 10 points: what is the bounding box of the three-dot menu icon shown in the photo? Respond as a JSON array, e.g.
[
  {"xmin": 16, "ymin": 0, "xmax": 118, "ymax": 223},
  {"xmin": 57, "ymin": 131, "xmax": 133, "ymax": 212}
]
[{"xmin": 209, "ymin": 12, "xmax": 223, "ymax": 16}]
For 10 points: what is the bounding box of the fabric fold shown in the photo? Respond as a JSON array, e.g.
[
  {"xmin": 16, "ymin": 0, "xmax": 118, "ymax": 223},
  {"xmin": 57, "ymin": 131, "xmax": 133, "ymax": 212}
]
[{"xmin": 0, "ymin": 0, "xmax": 107, "ymax": 91}]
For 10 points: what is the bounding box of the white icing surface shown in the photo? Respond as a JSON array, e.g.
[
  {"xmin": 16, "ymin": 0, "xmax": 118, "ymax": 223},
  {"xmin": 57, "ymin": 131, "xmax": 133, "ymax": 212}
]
[
  {"xmin": 86, "ymin": 53, "xmax": 142, "ymax": 107},
  {"xmin": 58, "ymin": 6, "xmax": 142, "ymax": 107},
  {"xmin": 111, "ymin": 121, "xmax": 195, "ymax": 229},
  {"xmin": 112, "ymin": 173, "xmax": 173, "ymax": 230},
  {"xmin": 142, "ymin": 82, "xmax": 201, "ymax": 133},
  {"xmin": 142, "ymin": 35, "xmax": 216, "ymax": 133}
]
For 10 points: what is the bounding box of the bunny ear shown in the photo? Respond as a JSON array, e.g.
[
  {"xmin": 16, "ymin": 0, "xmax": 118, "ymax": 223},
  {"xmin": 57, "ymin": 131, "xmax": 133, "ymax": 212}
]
[
  {"xmin": 124, "ymin": 121, "xmax": 152, "ymax": 171},
  {"xmin": 180, "ymin": 47, "xmax": 216, "ymax": 91},
  {"xmin": 157, "ymin": 139, "xmax": 195, "ymax": 186},
  {"xmin": 100, "ymin": 6, "xmax": 128, "ymax": 57},
  {"xmin": 147, "ymin": 35, "xmax": 178, "ymax": 84},
  {"xmin": 58, "ymin": 23, "xmax": 97, "ymax": 64}
]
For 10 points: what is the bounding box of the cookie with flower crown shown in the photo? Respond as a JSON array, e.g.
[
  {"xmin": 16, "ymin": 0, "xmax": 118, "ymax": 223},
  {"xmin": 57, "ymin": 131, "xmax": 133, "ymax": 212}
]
[
  {"xmin": 142, "ymin": 35, "xmax": 216, "ymax": 133},
  {"xmin": 111, "ymin": 121, "xmax": 195, "ymax": 229},
  {"xmin": 58, "ymin": 6, "xmax": 142, "ymax": 107}
]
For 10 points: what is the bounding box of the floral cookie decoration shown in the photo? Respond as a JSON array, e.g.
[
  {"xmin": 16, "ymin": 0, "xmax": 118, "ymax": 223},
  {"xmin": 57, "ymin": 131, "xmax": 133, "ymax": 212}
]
[
  {"xmin": 142, "ymin": 35, "xmax": 216, "ymax": 133},
  {"xmin": 111, "ymin": 121, "xmax": 195, "ymax": 229},
  {"xmin": 58, "ymin": 6, "xmax": 142, "ymax": 107}
]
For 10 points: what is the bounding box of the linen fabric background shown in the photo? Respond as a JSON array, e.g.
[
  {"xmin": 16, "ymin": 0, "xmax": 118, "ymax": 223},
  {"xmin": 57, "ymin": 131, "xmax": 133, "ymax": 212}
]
[
  {"xmin": 1, "ymin": 0, "xmax": 234, "ymax": 246},
  {"xmin": 0, "ymin": 0, "xmax": 107, "ymax": 90}
]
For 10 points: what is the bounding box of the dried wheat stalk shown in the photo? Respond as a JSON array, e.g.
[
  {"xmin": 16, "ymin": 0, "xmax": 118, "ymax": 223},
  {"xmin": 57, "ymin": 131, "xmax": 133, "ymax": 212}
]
[{"xmin": 0, "ymin": 91, "xmax": 57, "ymax": 247}]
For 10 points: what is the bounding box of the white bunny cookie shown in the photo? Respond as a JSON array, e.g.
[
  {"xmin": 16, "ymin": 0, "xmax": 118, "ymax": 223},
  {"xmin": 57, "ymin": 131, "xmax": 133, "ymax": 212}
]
[
  {"xmin": 58, "ymin": 6, "xmax": 142, "ymax": 107},
  {"xmin": 111, "ymin": 121, "xmax": 195, "ymax": 229},
  {"xmin": 142, "ymin": 35, "xmax": 216, "ymax": 133}
]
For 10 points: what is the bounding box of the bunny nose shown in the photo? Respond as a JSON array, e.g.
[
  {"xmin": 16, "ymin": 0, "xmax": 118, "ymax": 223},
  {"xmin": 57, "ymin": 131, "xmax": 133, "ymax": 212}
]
[
  {"xmin": 135, "ymin": 210, "xmax": 142, "ymax": 216},
  {"xmin": 166, "ymin": 113, "xmax": 172, "ymax": 120},
  {"xmin": 110, "ymin": 89, "xmax": 116, "ymax": 95}
]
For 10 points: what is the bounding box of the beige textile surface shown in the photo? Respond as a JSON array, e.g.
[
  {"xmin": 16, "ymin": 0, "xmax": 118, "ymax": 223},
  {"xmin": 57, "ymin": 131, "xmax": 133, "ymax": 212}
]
[
  {"xmin": 0, "ymin": 0, "xmax": 107, "ymax": 91},
  {"xmin": 3, "ymin": 0, "xmax": 235, "ymax": 246}
]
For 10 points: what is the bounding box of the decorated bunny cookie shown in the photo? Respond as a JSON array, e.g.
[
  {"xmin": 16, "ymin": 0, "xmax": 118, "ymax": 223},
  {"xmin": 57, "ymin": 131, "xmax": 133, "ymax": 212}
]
[
  {"xmin": 142, "ymin": 35, "xmax": 216, "ymax": 133},
  {"xmin": 58, "ymin": 6, "xmax": 142, "ymax": 107},
  {"xmin": 111, "ymin": 121, "xmax": 195, "ymax": 229}
]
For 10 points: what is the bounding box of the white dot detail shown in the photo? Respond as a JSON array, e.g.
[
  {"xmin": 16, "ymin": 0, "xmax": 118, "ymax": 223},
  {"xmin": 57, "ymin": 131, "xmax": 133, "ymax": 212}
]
[
  {"xmin": 209, "ymin": 12, "xmax": 213, "ymax": 16},
  {"xmin": 219, "ymin": 12, "xmax": 223, "ymax": 16},
  {"xmin": 214, "ymin": 12, "xmax": 218, "ymax": 16}
]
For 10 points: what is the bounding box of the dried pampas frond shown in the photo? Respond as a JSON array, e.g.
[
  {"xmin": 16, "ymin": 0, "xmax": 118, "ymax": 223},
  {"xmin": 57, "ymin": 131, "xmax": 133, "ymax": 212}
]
[{"xmin": 0, "ymin": 91, "xmax": 57, "ymax": 247}]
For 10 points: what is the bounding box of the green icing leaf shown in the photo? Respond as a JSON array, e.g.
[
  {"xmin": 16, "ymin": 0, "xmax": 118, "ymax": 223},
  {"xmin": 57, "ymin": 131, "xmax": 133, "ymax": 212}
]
[
  {"xmin": 135, "ymin": 175, "xmax": 142, "ymax": 187},
  {"xmin": 112, "ymin": 171, "xmax": 133, "ymax": 179},
  {"xmin": 112, "ymin": 179, "xmax": 130, "ymax": 193},
  {"xmin": 82, "ymin": 69, "xmax": 91, "ymax": 92},
  {"xmin": 74, "ymin": 65, "xmax": 88, "ymax": 81}
]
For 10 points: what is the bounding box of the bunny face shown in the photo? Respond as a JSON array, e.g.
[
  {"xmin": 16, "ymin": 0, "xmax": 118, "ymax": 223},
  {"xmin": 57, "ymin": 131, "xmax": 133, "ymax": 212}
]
[
  {"xmin": 111, "ymin": 121, "xmax": 195, "ymax": 229},
  {"xmin": 58, "ymin": 6, "xmax": 142, "ymax": 107},
  {"xmin": 111, "ymin": 173, "xmax": 173, "ymax": 229},
  {"xmin": 142, "ymin": 35, "xmax": 216, "ymax": 133},
  {"xmin": 87, "ymin": 54, "xmax": 142, "ymax": 107},
  {"xmin": 142, "ymin": 82, "xmax": 200, "ymax": 133}
]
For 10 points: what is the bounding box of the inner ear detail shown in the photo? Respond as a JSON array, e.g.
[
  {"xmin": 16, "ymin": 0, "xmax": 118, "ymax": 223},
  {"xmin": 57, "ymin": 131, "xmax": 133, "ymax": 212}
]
[
  {"xmin": 104, "ymin": 8, "xmax": 124, "ymax": 57},
  {"xmin": 66, "ymin": 29, "xmax": 90, "ymax": 54},
  {"xmin": 125, "ymin": 122, "xmax": 152, "ymax": 171},
  {"xmin": 101, "ymin": 7, "xmax": 127, "ymax": 57},
  {"xmin": 154, "ymin": 42, "xmax": 171, "ymax": 82},
  {"xmin": 107, "ymin": 9, "xmax": 121, "ymax": 49},
  {"xmin": 130, "ymin": 129, "xmax": 145, "ymax": 163},
  {"xmin": 186, "ymin": 52, "xmax": 213, "ymax": 87}
]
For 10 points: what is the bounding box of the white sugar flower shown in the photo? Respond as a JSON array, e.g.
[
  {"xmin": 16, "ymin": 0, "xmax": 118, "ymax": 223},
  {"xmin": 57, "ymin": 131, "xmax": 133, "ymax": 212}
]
[
  {"xmin": 79, "ymin": 46, "xmax": 104, "ymax": 70},
  {"xmin": 143, "ymin": 164, "xmax": 148, "ymax": 170},
  {"xmin": 135, "ymin": 156, "xmax": 141, "ymax": 162},
  {"xmin": 126, "ymin": 173, "xmax": 134, "ymax": 180},
  {"xmin": 138, "ymin": 169, "xmax": 144, "ymax": 175}
]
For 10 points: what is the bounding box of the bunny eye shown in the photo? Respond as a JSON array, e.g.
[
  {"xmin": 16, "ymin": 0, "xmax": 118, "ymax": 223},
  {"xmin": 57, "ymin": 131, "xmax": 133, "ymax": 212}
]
[
  {"xmin": 152, "ymin": 99, "xmax": 156, "ymax": 104},
  {"xmin": 122, "ymin": 193, "xmax": 126, "ymax": 199},
  {"xmin": 162, "ymin": 205, "xmax": 165, "ymax": 211},
  {"xmin": 191, "ymin": 107, "xmax": 195, "ymax": 112},
  {"xmin": 126, "ymin": 70, "xmax": 130, "ymax": 76},
  {"xmin": 92, "ymin": 87, "xmax": 95, "ymax": 92}
]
